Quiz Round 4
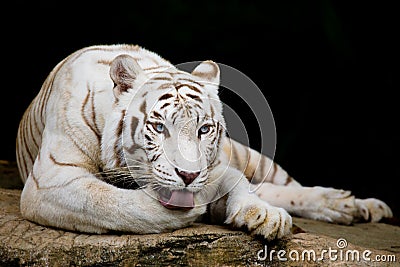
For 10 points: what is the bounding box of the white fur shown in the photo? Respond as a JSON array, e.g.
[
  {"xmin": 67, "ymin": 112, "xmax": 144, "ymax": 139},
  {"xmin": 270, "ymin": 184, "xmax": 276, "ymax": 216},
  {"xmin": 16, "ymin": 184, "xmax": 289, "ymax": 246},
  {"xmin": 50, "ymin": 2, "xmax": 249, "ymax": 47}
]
[{"xmin": 17, "ymin": 44, "xmax": 392, "ymax": 241}]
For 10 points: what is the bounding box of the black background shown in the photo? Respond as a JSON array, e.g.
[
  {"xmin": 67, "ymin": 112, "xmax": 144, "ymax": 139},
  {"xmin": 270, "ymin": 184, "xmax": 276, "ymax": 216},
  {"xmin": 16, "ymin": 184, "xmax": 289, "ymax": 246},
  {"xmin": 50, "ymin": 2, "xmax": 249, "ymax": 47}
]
[{"xmin": 3, "ymin": 1, "xmax": 398, "ymax": 217}]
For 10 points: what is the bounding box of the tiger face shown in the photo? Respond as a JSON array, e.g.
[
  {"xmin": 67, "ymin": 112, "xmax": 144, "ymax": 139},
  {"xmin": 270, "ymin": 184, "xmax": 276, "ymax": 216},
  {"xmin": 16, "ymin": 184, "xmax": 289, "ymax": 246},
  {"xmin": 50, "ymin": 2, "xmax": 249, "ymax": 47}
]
[{"xmin": 107, "ymin": 54, "xmax": 226, "ymax": 210}]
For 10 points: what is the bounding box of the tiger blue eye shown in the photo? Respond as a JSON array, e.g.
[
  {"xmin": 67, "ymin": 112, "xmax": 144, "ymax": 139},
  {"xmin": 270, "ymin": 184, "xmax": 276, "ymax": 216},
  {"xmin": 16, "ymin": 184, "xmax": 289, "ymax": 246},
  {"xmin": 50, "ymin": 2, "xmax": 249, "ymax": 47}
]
[
  {"xmin": 155, "ymin": 123, "xmax": 164, "ymax": 133},
  {"xmin": 199, "ymin": 125, "xmax": 210, "ymax": 135}
]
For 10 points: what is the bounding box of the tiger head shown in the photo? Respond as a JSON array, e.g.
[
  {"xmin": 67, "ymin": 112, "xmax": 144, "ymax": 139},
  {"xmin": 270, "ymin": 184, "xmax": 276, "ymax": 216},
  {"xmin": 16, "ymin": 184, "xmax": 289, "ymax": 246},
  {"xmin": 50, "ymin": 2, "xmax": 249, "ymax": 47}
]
[{"xmin": 103, "ymin": 54, "xmax": 226, "ymax": 210}]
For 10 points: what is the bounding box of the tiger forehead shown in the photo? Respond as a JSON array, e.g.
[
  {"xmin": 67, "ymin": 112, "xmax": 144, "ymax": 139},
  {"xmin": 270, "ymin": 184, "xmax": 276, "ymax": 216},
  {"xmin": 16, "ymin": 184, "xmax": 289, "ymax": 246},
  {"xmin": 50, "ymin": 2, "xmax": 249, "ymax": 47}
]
[
  {"xmin": 146, "ymin": 71, "xmax": 204, "ymax": 92},
  {"xmin": 153, "ymin": 81, "xmax": 205, "ymax": 105},
  {"xmin": 141, "ymin": 74, "xmax": 210, "ymax": 119},
  {"xmin": 148, "ymin": 69, "xmax": 203, "ymax": 84},
  {"xmin": 147, "ymin": 87, "xmax": 211, "ymax": 122},
  {"xmin": 153, "ymin": 81, "xmax": 204, "ymax": 94}
]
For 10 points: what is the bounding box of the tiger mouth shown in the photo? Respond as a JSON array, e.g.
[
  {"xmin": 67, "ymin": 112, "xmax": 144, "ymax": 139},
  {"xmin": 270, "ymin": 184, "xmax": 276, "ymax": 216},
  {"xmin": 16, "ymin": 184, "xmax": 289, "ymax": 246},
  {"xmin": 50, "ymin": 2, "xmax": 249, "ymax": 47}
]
[{"xmin": 157, "ymin": 187, "xmax": 194, "ymax": 210}]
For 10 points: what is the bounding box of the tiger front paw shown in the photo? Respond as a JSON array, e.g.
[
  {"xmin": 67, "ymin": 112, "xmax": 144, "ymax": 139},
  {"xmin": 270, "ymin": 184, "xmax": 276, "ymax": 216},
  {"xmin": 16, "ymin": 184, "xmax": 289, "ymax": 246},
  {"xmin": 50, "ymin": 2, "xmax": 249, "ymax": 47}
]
[
  {"xmin": 355, "ymin": 198, "xmax": 393, "ymax": 222},
  {"xmin": 225, "ymin": 197, "xmax": 292, "ymax": 241}
]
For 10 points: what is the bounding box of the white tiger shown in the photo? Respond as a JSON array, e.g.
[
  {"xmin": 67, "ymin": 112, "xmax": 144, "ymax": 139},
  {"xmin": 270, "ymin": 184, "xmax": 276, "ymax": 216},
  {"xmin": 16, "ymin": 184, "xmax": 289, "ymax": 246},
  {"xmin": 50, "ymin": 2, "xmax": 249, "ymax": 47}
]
[{"xmin": 16, "ymin": 44, "xmax": 392, "ymax": 240}]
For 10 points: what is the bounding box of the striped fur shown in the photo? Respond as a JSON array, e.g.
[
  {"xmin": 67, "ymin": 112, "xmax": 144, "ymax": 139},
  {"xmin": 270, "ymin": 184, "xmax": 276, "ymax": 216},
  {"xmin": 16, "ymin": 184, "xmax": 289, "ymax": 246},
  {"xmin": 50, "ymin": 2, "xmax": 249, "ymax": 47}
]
[{"xmin": 16, "ymin": 44, "xmax": 392, "ymax": 238}]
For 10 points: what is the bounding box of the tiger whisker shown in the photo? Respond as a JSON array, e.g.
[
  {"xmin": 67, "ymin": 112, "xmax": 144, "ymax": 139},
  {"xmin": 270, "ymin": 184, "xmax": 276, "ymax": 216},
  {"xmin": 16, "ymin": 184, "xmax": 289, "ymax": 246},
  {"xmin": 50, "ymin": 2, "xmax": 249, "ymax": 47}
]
[
  {"xmin": 97, "ymin": 166, "xmax": 153, "ymax": 177},
  {"xmin": 102, "ymin": 175, "xmax": 153, "ymax": 182},
  {"xmin": 151, "ymin": 184, "xmax": 163, "ymax": 192},
  {"xmin": 125, "ymin": 158, "xmax": 152, "ymax": 166},
  {"xmin": 103, "ymin": 175, "xmax": 153, "ymax": 182},
  {"xmin": 99, "ymin": 165, "xmax": 147, "ymax": 173}
]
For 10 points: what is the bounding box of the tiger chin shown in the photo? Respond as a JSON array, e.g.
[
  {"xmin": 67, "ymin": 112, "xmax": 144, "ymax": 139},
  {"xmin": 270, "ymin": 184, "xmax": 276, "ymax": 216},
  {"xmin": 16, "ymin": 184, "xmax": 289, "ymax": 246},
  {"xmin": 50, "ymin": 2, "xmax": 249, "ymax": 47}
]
[{"xmin": 16, "ymin": 44, "xmax": 393, "ymax": 241}]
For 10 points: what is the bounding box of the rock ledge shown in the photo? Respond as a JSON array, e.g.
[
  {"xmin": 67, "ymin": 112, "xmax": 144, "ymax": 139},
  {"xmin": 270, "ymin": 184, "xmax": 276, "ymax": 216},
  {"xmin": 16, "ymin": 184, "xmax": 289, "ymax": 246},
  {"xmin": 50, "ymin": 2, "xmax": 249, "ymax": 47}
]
[
  {"xmin": 1, "ymin": 161, "xmax": 400, "ymax": 266},
  {"xmin": 1, "ymin": 189, "xmax": 400, "ymax": 266}
]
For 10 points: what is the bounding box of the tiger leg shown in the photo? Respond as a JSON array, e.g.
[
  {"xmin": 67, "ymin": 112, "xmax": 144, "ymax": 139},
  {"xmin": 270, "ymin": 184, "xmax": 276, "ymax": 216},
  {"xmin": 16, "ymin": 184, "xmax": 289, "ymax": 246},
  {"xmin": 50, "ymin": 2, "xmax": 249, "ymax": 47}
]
[
  {"xmin": 207, "ymin": 172, "xmax": 362, "ymax": 225},
  {"xmin": 250, "ymin": 183, "xmax": 393, "ymax": 223},
  {"xmin": 249, "ymin": 183, "xmax": 357, "ymax": 224},
  {"xmin": 222, "ymin": 137, "xmax": 393, "ymax": 223},
  {"xmin": 20, "ymin": 152, "xmax": 205, "ymax": 233},
  {"xmin": 207, "ymin": 164, "xmax": 292, "ymax": 241}
]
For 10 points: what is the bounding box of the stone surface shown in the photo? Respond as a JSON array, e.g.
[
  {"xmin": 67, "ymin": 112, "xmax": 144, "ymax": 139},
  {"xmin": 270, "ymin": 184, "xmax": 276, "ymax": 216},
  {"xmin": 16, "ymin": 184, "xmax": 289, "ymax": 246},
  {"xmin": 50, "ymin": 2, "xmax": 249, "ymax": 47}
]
[{"xmin": 1, "ymin": 161, "xmax": 400, "ymax": 266}]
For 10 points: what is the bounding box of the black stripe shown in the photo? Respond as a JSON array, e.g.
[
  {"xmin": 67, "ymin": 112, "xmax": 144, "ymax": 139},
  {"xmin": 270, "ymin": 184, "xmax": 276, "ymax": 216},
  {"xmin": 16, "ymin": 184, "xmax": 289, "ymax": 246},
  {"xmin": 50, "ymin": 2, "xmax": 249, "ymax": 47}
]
[
  {"xmin": 31, "ymin": 172, "xmax": 39, "ymax": 189},
  {"xmin": 49, "ymin": 153, "xmax": 81, "ymax": 168},
  {"xmin": 151, "ymin": 153, "xmax": 161, "ymax": 162},
  {"xmin": 145, "ymin": 124, "xmax": 153, "ymax": 133},
  {"xmin": 40, "ymin": 67, "xmax": 58, "ymax": 123},
  {"xmin": 152, "ymin": 111, "xmax": 163, "ymax": 119},
  {"xmin": 259, "ymin": 156, "xmax": 266, "ymax": 182},
  {"xmin": 270, "ymin": 162, "xmax": 278, "ymax": 183},
  {"xmin": 175, "ymin": 83, "xmax": 202, "ymax": 94},
  {"xmin": 82, "ymin": 88, "xmax": 101, "ymax": 143},
  {"xmin": 126, "ymin": 116, "xmax": 141, "ymax": 154},
  {"xmin": 178, "ymin": 78, "xmax": 203, "ymax": 87},
  {"xmin": 160, "ymin": 102, "xmax": 171, "ymax": 109},
  {"xmin": 158, "ymin": 93, "xmax": 174, "ymax": 101},
  {"xmin": 114, "ymin": 110, "xmax": 126, "ymax": 167},
  {"xmin": 22, "ymin": 121, "xmax": 34, "ymax": 163},
  {"xmin": 27, "ymin": 110, "xmax": 39, "ymax": 150},
  {"xmin": 284, "ymin": 176, "xmax": 293, "ymax": 185},
  {"xmin": 31, "ymin": 114, "xmax": 41, "ymax": 148},
  {"xmin": 139, "ymin": 101, "xmax": 147, "ymax": 122},
  {"xmin": 90, "ymin": 90, "xmax": 101, "ymax": 136},
  {"xmin": 152, "ymin": 76, "xmax": 172, "ymax": 81},
  {"xmin": 16, "ymin": 137, "xmax": 28, "ymax": 180},
  {"xmin": 185, "ymin": 94, "xmax": 203, "ymax": 103},
  {"xmin": 157, "ymin": 83, "xmax": 173, "ymax": 90}
]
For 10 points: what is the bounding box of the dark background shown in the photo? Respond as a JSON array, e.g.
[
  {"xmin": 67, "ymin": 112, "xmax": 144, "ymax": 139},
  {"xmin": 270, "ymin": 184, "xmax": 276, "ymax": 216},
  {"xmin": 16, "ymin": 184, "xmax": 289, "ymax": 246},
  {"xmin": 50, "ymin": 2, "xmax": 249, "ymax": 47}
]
[{"xmin": 3, "ymin": 1, "xmax": 398, "ymax": 217}]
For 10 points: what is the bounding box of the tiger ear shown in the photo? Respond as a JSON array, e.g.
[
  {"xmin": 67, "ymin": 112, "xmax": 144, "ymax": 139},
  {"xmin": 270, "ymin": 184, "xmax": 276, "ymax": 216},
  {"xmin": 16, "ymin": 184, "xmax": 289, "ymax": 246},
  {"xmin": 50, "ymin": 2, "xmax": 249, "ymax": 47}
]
[
  {"xmin": 110, "ymin": 54, "xmax": 147, "ymax": 97},
  {"xmin": 192, "ymin": 60, "xmax": 220, "ymax": 89}
]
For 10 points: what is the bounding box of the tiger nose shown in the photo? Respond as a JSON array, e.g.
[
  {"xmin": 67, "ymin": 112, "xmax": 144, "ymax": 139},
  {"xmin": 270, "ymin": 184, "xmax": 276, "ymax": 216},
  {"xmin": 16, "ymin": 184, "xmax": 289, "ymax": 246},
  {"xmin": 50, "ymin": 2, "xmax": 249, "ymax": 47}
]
[{"xmin": 175, "ymin": 168, "xmax": 200, "ymax": 186}]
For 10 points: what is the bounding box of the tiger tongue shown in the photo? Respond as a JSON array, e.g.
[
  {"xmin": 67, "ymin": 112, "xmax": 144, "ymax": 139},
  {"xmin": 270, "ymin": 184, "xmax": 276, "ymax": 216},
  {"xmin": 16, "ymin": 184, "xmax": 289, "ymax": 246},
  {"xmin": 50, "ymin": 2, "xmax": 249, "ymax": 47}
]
[{"xmin": 160, "ymin": 190, "xmax": 194, "ymax": 210}]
